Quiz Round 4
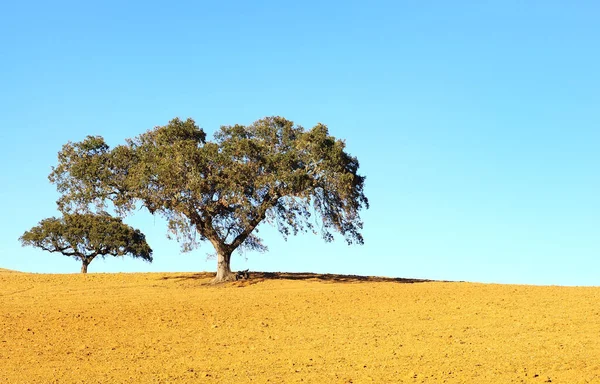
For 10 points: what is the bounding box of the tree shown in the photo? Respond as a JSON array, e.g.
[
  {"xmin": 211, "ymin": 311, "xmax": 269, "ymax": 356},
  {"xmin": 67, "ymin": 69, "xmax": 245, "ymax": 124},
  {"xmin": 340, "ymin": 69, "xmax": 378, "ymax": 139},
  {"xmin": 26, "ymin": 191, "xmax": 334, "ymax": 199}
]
[
  {"xmin": 20, "ymin": 213, "xmax": 153, "ymax": 273},
  {"xmin": 49, "ymin": 116, "xmax": 368, "ymax": 282}
]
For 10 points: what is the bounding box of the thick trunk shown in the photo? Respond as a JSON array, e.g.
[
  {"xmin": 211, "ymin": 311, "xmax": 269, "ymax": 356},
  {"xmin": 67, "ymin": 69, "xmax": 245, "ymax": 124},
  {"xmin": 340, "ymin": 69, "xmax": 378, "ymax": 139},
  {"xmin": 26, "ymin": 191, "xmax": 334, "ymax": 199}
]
[
  {"xmin": 80, "ymin": 259, "xmax": 90, "ymax": 274},
  {"xmin": 213, "ymin": 250, "xmax": 236, "ymax": 283}
]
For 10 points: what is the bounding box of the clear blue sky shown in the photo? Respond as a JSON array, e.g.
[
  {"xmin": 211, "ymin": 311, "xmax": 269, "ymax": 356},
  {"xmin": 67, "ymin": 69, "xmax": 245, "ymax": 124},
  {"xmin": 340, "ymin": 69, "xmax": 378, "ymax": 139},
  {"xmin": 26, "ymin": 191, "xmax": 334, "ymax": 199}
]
[{"xmin": 1, "ymin": 1, "xmax": 598, "ymax": 285}]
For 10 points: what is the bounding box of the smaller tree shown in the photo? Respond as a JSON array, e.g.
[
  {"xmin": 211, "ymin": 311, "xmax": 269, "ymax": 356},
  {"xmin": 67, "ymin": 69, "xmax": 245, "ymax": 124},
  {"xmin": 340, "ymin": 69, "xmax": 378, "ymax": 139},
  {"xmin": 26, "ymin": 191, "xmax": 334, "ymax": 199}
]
[{"xmin": 19, "ymin": 213, "xmax": 152, "ymax": 273}]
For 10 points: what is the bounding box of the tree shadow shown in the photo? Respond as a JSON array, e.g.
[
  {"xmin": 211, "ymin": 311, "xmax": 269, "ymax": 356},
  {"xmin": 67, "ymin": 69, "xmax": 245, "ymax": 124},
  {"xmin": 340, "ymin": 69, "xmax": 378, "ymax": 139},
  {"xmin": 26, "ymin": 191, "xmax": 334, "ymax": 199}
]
[
  {"xmin": 160, "ymin": 271, "xmax": 439, "ymax": 284},
  {"xmin": 159, "ymin": 272, "xmax": 214, "ymax": 282},
  {"xmin": 254, "ymin": 272, "xmax": 436, "ymax": 284}
]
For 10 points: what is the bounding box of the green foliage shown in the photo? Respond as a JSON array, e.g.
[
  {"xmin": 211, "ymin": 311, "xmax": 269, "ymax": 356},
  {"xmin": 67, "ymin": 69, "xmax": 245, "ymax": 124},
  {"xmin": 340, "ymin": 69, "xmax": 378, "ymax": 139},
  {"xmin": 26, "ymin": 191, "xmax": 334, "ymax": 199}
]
[
  {"xmin": 49, "ymin": 116, "xmax": 368, "ymax": 276},
  {"xmin": 20, "ymin": 213, "xmax": 153, "ymax": 272}
]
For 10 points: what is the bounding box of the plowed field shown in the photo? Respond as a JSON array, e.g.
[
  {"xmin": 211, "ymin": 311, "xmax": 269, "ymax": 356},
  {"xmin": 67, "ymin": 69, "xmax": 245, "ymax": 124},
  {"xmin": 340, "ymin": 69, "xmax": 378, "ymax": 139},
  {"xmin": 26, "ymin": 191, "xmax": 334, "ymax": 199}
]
[{"xmin": 1, "ymin": 269, "xmax": 599, "ymax": 383}]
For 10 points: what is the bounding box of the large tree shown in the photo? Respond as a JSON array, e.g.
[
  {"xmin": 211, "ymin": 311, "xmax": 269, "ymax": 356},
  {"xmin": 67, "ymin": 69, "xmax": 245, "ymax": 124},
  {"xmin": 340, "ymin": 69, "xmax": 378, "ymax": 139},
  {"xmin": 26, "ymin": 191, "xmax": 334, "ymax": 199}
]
[
  {"xmin": 20, "ymin": 213, "xmax": 153, "ymax": 273},
  {"xmin": 49, "ymin": 116, "xmax": 368, "ymax": 282}
]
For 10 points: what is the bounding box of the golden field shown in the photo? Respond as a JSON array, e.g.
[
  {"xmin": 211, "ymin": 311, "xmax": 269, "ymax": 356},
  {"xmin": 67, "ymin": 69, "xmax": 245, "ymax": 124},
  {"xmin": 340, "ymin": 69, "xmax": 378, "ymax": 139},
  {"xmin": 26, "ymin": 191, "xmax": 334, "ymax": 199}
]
[{"xmin": 1, "ymin": 268, "xmax": 599, "ymax": 383}]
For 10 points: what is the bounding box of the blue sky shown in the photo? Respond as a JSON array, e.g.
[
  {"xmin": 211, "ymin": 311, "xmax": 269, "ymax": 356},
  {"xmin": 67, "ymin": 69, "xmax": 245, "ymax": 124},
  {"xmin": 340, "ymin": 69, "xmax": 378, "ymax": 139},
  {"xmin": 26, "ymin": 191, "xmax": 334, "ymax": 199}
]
[{"xmin": 1, "ymin": 1, "xmax": 598, "ymax": 285}]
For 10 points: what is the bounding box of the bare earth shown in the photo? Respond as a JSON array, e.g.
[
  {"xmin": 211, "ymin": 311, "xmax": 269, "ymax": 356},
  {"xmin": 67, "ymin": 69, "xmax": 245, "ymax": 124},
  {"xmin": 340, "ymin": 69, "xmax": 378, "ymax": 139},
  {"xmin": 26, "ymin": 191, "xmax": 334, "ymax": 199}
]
[{"xmin": 1, "ymin": 269, "xmax": 599, "ymax": 383}]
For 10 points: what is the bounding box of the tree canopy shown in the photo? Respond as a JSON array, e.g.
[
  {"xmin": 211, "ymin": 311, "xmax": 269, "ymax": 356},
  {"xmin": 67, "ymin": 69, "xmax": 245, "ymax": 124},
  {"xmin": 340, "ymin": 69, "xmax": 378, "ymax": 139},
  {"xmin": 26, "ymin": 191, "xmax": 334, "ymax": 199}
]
[
  {"xmin": 20, "ymin": 213, "xmax": 153, "ymax": 273},
  {"xmin": 49, "ymin": 116, "xmax": 368, "ymax": 281}
]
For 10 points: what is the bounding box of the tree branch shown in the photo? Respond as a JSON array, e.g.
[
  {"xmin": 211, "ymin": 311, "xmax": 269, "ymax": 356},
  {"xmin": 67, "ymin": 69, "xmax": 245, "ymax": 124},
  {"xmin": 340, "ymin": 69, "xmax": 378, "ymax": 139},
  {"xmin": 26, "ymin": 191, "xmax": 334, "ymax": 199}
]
[{"xmin": 229, "ymin": 191, "xmax": 280, "ymax": 250}]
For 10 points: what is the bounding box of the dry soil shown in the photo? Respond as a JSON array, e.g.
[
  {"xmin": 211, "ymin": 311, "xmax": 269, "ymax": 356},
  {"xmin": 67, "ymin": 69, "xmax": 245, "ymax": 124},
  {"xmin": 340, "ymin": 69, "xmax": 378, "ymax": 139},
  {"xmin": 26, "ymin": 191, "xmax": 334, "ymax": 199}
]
[{"xmin": 1, "ymin": 269, "xmax": 599, "ymax": 383}]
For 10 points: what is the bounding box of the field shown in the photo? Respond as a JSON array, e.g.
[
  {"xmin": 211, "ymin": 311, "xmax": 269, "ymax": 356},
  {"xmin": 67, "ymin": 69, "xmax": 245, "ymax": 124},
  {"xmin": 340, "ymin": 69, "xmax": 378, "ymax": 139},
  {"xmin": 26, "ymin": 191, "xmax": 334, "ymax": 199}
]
[{"xmin": 1, "ymin": 268, "xmax": 600, "ymax": 383}]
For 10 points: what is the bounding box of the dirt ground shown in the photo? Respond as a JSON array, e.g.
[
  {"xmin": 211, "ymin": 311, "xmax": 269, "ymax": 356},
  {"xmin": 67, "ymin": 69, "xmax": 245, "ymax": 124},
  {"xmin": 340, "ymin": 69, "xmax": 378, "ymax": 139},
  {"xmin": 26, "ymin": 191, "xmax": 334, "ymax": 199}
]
[{"xmin": 1, "ymin": 269, "xmax": 599, "ymax": 383}]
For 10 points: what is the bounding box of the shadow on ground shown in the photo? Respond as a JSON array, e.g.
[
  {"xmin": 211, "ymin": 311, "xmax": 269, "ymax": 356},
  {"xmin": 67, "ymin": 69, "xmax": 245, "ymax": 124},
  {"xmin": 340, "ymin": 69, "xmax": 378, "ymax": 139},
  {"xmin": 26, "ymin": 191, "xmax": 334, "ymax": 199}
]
[{"xmin": 160, "ymin": 271, "xmax": 436, "ymax": 284}]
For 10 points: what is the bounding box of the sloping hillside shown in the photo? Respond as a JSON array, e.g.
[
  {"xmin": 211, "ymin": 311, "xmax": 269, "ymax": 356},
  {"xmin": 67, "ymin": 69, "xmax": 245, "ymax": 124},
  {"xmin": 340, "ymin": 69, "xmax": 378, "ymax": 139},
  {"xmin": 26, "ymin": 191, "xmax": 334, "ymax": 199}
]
[{"xmin": 1, "ymin": 271, "xmax": 599, "ymax": 383}]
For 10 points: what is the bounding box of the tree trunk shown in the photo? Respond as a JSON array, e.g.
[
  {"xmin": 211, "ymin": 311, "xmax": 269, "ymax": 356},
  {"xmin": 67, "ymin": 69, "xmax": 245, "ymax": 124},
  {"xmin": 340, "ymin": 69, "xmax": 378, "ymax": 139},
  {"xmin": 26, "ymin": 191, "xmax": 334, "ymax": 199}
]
[
  {"xmin": 213, "ymin": 250, "xmax": 236, "ymax": 283},
  {"xmin": 80, "ymin": 259, "xmax": 90, "ymax": 274}
]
